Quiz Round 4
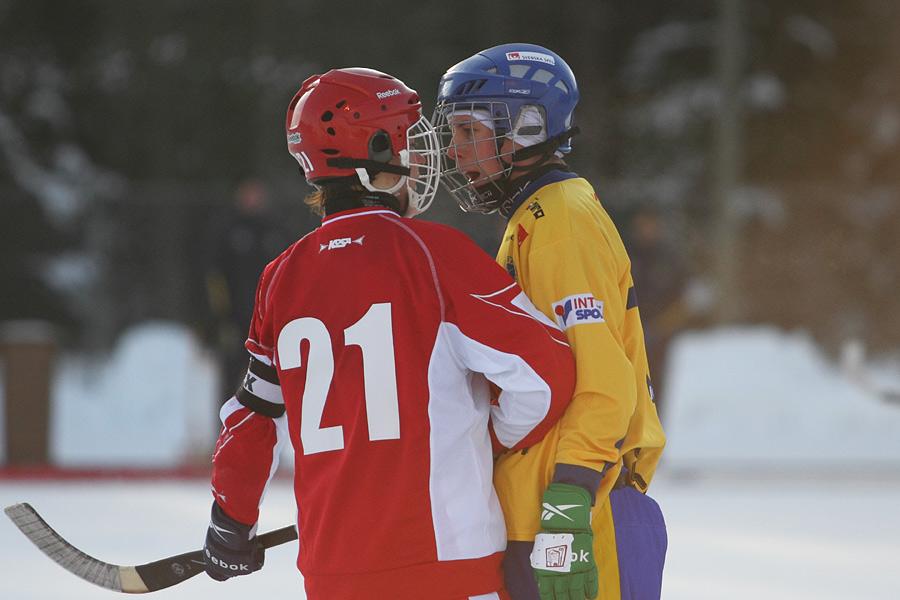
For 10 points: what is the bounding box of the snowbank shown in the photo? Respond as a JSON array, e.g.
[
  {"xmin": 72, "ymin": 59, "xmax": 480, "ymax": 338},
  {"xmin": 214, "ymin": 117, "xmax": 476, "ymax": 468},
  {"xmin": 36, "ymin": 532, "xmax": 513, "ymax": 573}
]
[
  {"xmin": 662, "ymin": 326, "xmax": 900, "ymax": 474},
  {"xmin": 48, "ymin": 322, "xmax": 221, "ymax": 468},
  {"xmin": 2, "ymin": 322, "xmax": 899, "ymax": 471}
]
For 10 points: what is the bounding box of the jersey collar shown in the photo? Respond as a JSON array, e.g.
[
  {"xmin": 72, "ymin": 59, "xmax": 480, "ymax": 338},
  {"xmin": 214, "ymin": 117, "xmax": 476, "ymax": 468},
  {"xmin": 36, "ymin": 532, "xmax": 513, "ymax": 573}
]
[
  {"xmin": 499, "ymin": 168, "xmax": 579, "ymax": 220},
  {"xmin": 321, "ymin": 206, "xmax": 400, "ymax": 227}
]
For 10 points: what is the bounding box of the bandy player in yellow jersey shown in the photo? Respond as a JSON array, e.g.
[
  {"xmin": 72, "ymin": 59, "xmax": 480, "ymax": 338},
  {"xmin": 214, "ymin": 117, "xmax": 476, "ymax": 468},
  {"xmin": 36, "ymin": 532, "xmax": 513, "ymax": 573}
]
[{"xmin": 433, "ymin": 44, "xmax": 668, "ymax": 600}]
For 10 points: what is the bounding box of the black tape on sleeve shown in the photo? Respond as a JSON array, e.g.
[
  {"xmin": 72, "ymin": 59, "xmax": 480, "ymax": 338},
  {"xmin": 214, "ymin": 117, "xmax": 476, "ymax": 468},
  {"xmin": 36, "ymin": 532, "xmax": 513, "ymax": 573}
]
[
  {"xmin": 626, "ymin": 285, "xmax": 638, "ymax": 310},
  {"xmin": 248, "ymin": 356, "xmax": 280, "ymax": 385},
  {"xmin": 236, "ymin": 386, "xmax": 286, "ymax": 418},
  {"xmin": 235, "ymin": 357, "xmax": 285, "ymax": 418}
]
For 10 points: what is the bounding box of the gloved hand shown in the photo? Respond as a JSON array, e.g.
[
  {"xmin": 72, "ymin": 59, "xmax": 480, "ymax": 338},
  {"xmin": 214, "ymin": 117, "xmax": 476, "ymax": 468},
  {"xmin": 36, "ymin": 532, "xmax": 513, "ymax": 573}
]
[
  {"xmin": 530, "ymin": 483, "xmax": 599, "ymax": 600},
  {"xmin": 204, "ymin": 501, "xmax": 265, "ymax": 581}
]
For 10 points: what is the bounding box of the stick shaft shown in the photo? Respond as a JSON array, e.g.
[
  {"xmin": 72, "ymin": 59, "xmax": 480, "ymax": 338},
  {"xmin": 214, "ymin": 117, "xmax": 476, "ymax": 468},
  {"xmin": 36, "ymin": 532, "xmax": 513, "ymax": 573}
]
[{"xmin": 4, "ymin": 502, "xmax": 297, "ymax": 593}]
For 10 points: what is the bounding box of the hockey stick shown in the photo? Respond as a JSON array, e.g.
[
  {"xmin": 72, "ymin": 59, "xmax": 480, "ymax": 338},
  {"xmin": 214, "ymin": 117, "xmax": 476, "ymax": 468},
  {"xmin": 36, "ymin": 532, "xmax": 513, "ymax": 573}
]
[{"xmin": 4, "ymin": 502, "xmax": 297, "ymax": 593}]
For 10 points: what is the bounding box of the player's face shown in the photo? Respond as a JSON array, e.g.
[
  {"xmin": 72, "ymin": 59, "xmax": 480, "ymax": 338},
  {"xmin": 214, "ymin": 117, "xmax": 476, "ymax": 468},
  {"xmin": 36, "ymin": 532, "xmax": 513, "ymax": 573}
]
[{"xmin": 447, "ymin": 114, "xmax": 507, "ymax": 186}]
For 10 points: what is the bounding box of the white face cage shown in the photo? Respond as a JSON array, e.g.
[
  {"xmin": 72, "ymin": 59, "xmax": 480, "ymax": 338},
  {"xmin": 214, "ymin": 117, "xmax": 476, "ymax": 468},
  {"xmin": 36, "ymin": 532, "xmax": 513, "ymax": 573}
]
[
  {"xmin": 356, "ymin": 115, "xmax": 440, "ymax": 217},
  {"xmin": 432, "ymin": 101, "xmax": 516, "ymax": 214}
]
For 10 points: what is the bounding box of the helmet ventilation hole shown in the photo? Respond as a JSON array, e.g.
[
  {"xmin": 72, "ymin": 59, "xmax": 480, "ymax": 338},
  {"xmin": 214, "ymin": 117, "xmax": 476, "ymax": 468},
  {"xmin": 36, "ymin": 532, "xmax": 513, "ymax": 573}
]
[
  {"xmin": 509, "ymin": 64, "xmax": 530, "ymax": 78},
  {"xmin": 368, "ymin": 130, "xmax": 393, "ymax": 162},
  {"xmin": 456, "ymin": 79, "xmax": 487, "ymax": 95},
  {"xmin": 531, "ymin": 69, "xmax": 555, "ymax": 84}
]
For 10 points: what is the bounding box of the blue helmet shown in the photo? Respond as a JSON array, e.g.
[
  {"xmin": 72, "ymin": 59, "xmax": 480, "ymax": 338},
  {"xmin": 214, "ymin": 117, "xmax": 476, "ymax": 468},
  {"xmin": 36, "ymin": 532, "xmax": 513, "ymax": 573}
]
[{"xmin": 433, "ymin": 43, "xmax": 580, "ymax": 212}]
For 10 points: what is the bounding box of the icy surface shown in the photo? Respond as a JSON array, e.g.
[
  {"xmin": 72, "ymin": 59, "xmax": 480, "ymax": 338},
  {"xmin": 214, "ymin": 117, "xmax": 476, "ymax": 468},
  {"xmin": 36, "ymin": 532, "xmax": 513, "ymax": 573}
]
[{"xmin": 1, "ymin": 475, "xmax": 898, "ymax": 599}]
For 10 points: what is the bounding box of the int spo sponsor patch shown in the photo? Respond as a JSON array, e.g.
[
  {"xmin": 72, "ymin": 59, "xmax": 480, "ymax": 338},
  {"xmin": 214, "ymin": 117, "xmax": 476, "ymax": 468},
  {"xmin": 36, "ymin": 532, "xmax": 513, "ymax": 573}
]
[{"xmin": 552, "ymin": 293, "xmax": 604, "ymax": 330}]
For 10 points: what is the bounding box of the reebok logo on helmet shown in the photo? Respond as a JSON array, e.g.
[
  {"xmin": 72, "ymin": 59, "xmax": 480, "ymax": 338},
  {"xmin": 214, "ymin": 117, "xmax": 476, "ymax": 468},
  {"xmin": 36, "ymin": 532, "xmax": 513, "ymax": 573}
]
[{"xmin": 376, "ymin": 88, "xmax": 401, "ymax": 99}]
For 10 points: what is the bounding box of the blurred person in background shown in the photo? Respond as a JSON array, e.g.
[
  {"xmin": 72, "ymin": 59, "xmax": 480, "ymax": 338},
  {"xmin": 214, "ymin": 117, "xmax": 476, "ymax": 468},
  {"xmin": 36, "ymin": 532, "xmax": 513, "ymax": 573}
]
[
  {"xmin": 200, "ymin": 67, "xmax": 577, "ymax": 600},
  {"xmin": 200, "ymin": 179, "xmax": 290, "ymax": 395},
  {"xmin": 624, "ymin": 206, "xmax": 689, "ymax": 419},
  {"xmin": 433, "ymin": 44, "xmax": 667, "ymax": 600}
]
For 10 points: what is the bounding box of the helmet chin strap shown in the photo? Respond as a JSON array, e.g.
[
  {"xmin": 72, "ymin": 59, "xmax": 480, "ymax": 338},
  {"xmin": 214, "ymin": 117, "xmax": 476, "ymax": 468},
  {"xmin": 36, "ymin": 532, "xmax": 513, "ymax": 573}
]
[
  {"xmin": 356, "ymin": 168, "xmax": 406, "ymax": 197},
  {"xmin": 510, "ymin": 126, "xmax": 580, "ymax": 163},
  {"xmin": 494, "ymin": 125, "xmax": 579, "ymax": 181},
  {"xmin": 486, "ymin": 127, "xmax": 579, "ymax": 199},
  {"xmin": 356, "ymin": 149, "xmax": 410, "ymax": 197}
]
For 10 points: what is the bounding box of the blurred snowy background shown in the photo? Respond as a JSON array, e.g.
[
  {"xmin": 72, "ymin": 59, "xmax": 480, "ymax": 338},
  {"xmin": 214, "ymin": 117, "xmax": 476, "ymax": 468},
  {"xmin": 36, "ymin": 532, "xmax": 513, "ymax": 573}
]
[{"xmin": 2, "ymin": 1, "xmax": 900, "ymax": 598}]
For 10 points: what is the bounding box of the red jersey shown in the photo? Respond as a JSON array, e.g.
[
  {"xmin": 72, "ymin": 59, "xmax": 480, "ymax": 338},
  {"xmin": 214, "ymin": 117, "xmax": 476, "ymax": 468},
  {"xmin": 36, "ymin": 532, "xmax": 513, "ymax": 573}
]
[{"xmin": 211, "ymin": 207, "xmax": 575, "ymax": 600}]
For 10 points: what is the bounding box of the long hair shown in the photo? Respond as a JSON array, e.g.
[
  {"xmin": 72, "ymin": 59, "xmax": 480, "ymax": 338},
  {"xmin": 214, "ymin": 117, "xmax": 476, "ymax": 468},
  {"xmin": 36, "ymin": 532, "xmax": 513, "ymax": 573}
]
[{"xmin": 304, "ymin": 183, "xmax": 366, "ymax": 216}]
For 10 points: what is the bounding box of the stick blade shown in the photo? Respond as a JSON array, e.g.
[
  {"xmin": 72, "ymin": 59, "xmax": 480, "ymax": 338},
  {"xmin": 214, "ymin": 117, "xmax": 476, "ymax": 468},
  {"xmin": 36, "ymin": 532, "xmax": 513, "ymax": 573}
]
[{"xmin": 5, "ymin": 502, "xmax": 128, "ymax": 592}]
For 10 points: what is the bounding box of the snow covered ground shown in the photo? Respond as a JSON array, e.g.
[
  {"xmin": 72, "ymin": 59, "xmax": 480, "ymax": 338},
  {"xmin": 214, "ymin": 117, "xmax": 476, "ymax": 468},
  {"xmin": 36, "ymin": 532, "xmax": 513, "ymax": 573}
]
[
  {"xmin": 1, "ymin": 322, "xmax": 899, "ymax": 598},
  {"xmin": 3, "ymin": 474, "xmax": 898, "ymax": 599}
]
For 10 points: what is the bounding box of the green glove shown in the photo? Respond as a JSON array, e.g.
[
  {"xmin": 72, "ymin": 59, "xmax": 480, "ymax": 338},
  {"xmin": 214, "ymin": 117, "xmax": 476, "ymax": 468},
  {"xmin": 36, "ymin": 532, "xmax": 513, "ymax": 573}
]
[{"xmin": 529, "ymin": 483, "xmax": 599, "ymax": 600}]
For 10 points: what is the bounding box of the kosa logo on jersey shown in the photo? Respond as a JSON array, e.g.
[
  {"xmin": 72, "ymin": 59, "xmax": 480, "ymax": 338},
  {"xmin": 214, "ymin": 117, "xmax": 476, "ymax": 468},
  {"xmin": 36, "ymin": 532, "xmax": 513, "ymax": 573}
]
[
  {"xmin": 552, "ymin": 293, "xmax": 604, "ymax": 330},
  {"xmin": 319, "ymin": 236, "xmax": 364, "ymax": 252},
  {"xmin": 506, "ymin": 51, "xmax": 556, "ymax": 65}
]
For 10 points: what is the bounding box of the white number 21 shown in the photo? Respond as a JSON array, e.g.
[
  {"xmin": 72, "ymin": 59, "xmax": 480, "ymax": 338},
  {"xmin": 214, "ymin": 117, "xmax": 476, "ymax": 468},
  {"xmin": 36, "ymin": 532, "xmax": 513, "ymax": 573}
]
[{"xmin": 277, "ymin": 302, "xmax": 400, "ymax": 455}]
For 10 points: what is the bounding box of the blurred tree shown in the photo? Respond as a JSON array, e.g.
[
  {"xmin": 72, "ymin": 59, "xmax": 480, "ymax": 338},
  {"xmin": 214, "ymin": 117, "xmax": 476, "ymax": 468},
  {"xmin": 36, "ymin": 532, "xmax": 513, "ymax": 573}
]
[
  {"xmin": 1, "ymin": 0, "xmax": 897, "ymax": 355},
  {"xmin": 0, "ymin": 189, "xmax": 73, "ymax": 328}
]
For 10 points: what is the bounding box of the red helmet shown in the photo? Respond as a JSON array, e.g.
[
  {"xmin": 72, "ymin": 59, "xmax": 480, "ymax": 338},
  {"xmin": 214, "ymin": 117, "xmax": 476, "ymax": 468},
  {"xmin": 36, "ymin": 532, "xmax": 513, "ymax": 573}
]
[{"xmin": 286, "ymin": 68, "xmax": 439, "ymax": 216}]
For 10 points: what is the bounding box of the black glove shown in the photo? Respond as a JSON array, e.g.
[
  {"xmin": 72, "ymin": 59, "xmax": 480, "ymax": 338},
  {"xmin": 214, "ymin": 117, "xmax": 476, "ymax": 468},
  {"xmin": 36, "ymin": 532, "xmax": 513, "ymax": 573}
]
[{"xmin": 204, "ymin": 501, "xmax": 265, "ymax": 581}]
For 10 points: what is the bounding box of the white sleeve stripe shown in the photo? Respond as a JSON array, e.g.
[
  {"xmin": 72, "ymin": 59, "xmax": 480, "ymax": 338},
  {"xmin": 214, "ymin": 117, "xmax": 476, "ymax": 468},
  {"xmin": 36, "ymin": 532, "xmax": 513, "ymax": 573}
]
[
  {"xmin": 219, "ymin": 396, "xmax": 247, "ymax": 423},
  {"xmin": 510, "ymin": 291, "xmax": 563, "ymax": 330},
  {"xmin": 260, "ymin": 414, "xmax": 289, "ymax": 509},
  {"xmin": 473, "ymin": 291, "xmax": 570, "ymax": 347},
  {"xmin": 248, "ymin": 339, "xmax": 276, "ymax": 354},
  {"xmin": 469, "ymin": 281, "xmax": 519, "ymax": 300}
]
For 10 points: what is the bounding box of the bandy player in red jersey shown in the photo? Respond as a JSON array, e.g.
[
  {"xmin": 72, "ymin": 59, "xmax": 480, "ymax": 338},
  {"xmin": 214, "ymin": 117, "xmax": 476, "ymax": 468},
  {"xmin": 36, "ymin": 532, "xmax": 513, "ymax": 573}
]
[{"xmin": 200, "ymin": 67, "xmax": 577, "ymax": 600}]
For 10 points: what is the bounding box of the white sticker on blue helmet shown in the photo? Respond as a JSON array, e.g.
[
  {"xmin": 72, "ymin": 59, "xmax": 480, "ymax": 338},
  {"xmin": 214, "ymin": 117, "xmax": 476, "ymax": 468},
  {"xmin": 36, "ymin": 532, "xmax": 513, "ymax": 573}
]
[{"xmin": 506, "ymin": 51, "xmax": 556, "ymax": 65}]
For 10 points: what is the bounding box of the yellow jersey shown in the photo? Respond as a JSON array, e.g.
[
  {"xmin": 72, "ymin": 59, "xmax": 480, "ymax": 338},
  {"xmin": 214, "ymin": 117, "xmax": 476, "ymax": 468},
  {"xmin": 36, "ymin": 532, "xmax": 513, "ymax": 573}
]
[{"xmin": 492, "ymin": 170, "xmax": 666, "ymax": 541}]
